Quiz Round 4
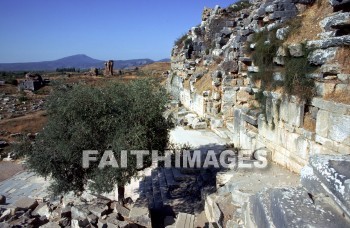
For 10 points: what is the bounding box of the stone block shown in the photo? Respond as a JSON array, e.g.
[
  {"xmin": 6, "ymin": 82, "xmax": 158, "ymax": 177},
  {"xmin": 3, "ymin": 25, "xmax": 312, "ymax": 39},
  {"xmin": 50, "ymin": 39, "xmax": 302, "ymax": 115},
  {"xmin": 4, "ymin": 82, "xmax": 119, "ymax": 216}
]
[
  {"xmin": 222, "ymin": 89, "xmax": 236, "ymax": 103},
  {"xmin": 288, "ymin": 101, "xmax": 304, "ymax": 127},
  {"xmin": 306, "ymin": 155, "xmax": 350, "ymax": 218},
  {"xmin": 71, "ymin": 206, "xmax": 90, "ymax": 220},
  {"xmin": 192, "ymin": 118, "xmax": 208, "ymax": 129},
  {"xmin": 288, "ymin": 43, "xmax": 303, "ymax": 57},
  {"xmin": 307, "ymin": 36, "xmax": 350, "ymax": 49},
  {"xmin": 210, "ymin": 118, "xmax": 224, "ymax": 128},
  {"xmin": 315, "ymin": 134, "xmax": 335, "ymax": 150},
  {"xmin": 205, "ymin": 195, "xmax": 222, "ymax": 225},
  {"xmin": 34, "ymin": 203, "xmax": 51, "ymax": 218},
  {"xmin": 308, "ymin": 48, "xmax": 338, "ymax": 66},
  {"xmin": 175, "ymin": 213, "xmax": 195, "ymax": 228},
  {"xmin": 129, "ymin": 200, "xmax": 151, "ymax": 228},
  {"xmin": 329, "ymin": 113, "xmax": 350, "ymax": 146},
  {"xmin": 12, "ymin": 197, "xmax": 38, "ymax": 211},
  {"xmin": 312, "ymin": 97, "xmax": 350, "ymax": 115},
  {"xmin": 315, "ymin": 110, "xmax": 330, "ymax": 137}
]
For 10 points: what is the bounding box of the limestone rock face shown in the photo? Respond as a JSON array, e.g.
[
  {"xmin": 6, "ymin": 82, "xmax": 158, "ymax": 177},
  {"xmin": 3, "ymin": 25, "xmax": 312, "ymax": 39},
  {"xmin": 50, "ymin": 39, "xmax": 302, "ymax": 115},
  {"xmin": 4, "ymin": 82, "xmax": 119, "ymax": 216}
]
[{"xmin": 329, "ymin": 0, "xmax": 350, "ymax": 7}]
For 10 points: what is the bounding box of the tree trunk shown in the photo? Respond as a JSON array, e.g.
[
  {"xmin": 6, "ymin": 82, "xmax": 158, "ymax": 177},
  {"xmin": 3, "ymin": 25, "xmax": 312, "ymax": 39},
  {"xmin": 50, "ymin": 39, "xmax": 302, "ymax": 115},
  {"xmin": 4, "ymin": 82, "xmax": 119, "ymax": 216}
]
[{"xmin": 117, "ymin": 184, "xmax": 125, "ymax": 204}]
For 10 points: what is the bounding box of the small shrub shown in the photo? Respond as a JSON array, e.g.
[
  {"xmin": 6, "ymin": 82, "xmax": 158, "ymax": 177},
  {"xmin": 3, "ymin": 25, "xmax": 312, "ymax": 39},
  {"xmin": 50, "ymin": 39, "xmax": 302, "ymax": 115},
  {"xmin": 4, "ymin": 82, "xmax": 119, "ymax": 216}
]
[
  {"xmin": 283, "ymin": 45, "xmax": 316, "ymax": 101},
  {"xmin": 229, "ymin": 0, "xmax": 252, "ymax": 12},
  {"xmin": 251, "ymin": 30, "xmax": 282, "ymax": 85}
]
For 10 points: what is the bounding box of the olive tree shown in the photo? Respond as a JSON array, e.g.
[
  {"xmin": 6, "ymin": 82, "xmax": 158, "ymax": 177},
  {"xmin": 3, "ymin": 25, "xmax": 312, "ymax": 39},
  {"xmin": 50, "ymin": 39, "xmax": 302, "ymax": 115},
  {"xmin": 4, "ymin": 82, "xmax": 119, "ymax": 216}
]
[{"xmin": 22, "ymin": 79, "xmax": 174, "ymax": 201}]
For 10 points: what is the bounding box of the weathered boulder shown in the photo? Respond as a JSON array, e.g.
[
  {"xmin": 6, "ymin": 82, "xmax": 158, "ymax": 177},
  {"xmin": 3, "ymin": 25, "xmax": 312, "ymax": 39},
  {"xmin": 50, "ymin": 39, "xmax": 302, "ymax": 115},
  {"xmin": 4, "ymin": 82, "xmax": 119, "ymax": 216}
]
[
  {"xmin": 12, "ymin": 197, "xmax": 38, "ymax": 211},
  {"xmin": 329, "ymin": 0, "xmax": 350, "ymax": 7},
  {"xmin": 308, "ymin": 47, "xmax": 338, "ymax": 65},
  {"xmin": 288, "ymin": 43, "xmax": 304, "ymax": 57},
  {"xmin": 112, "ymin": 202, "xmax": 130, "ymax": 218},
  {"xmin": 88, "ymin": 204, "xmax": 108, "ymax": 217},
  {"xmin": 249, "ymin": 187, "xmax": 350, "ymax": 227},
  {"xmin": 320, "ymin": 12, "xmax": 350, "ymax": 31},
  {"xmin": 276, "ymin": 27, "xmax": 290, "ymax": 40},
  {"xmin": 71, "ymin": 206, "xmax": 90, "ymax": 220},
  {"xmin": 218, "ymin": 60, "xmax": 239, "ymax": 74},
  {"xmin": 106, "ymin": 213, "xmax": 129, "ymax": 227},
  {"xmin": 192, "ymin": 118, "xmax": 208, "ymax": 129},
  {"xmin": 321, "ymin": 64, "xmax": 341, "ymax": 74},
  {"xmin": 307, "ymin": 36, "xmax": 350, "ymax": 49},
  {"xmin": 34, "ymin": 203, "xmax": 51, "ymax": 218},
  {"xmin": 301, "ymin": 155, "xmax": 350, "ymax": 218}
]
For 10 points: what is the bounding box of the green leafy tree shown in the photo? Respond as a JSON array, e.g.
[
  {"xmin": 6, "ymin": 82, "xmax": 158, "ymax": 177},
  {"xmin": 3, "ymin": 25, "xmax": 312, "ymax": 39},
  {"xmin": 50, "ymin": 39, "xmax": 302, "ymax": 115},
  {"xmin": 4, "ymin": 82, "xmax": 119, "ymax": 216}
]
[{"xmin": 21, "ymin": 79, "xmax": 174, "ymax": 201}]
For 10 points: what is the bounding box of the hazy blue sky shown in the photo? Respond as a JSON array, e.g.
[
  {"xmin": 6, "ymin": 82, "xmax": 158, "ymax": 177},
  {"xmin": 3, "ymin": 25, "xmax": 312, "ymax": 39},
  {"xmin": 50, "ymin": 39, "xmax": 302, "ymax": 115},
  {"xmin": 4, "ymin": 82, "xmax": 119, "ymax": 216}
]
[{"xmin": 0, "ymin": 0, "xmax": 235, "ymax": 63}]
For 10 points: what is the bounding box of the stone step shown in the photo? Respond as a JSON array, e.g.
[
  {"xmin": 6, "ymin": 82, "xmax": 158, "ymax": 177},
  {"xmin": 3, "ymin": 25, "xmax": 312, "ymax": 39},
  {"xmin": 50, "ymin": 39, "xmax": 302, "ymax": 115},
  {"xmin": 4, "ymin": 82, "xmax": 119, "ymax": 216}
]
[
  {"xmin": 226, "ymin": 122, "xmax": 234, "ymax": 134},
  {"xmin": 158, "ymin": 168, "xmax": 170, "ymax": 205},
  {"xmin": 174, "ymin": 213, "xmax": 195, "ymax": 228},
  {"xmin": 301, "ymin": 154, "xmax": 350, "ymax": 218},
  {"xmin": 171, "ymin": 168, "xmax": 195, "ymax": 182},
  {"xmin": 163, "ymin": 168, "xmax": 179, "ymax": 189},
  {"xmin": 249, "ymin": 187, "xmax": 350, "ymax": 227},
  {"xmin": 151, "ymin": 170, "xmax": 163, "ymax": 210}
]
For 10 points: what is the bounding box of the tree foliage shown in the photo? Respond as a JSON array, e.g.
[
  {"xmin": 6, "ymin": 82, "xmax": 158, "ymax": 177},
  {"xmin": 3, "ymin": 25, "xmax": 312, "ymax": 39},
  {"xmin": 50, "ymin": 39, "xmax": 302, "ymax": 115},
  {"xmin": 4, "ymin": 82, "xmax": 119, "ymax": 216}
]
[{"xmin": 21, "ymin": 79, "xmax": 174, "ymax": 196}]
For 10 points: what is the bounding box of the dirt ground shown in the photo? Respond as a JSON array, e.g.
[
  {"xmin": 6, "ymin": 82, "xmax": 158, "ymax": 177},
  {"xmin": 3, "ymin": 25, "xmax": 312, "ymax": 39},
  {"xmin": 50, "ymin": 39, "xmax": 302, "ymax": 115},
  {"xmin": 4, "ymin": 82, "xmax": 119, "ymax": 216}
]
[{"xmin": 0, "ymin": 161, "xmax": 24, "ymax": 182}]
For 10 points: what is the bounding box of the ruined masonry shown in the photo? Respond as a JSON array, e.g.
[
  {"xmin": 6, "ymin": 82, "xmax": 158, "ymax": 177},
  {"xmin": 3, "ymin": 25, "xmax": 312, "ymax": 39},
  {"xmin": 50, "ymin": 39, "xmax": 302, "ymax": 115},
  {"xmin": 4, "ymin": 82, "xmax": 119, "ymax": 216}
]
[
  {"xmin": 165, "ymin": 0, "xmax": 350, "ymax": 227},
  {"xmin": 168, "ymin": 0, "xmax": 350, "ymax": 174}
]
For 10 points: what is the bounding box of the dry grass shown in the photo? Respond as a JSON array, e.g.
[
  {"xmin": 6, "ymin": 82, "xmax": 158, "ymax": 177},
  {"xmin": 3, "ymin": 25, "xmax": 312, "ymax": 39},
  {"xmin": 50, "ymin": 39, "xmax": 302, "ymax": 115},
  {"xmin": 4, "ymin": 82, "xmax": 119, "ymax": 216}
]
[
  {"xmin": 324, "ymin": 90, "xmax": 350, "ymax": 104},
  {"xmin": 303, "ymin": 113, "xmax": 316, "ymax": 132},
  {"xmin": 140, "ymin": 62, "xmax": 170, "ymax": 72},
  {"xmin": 195, "ymin": 73, "xmax": 213, "ymax": 93},
  {"xmin": 0, "ymin": 111, "xmax": 48, "ymax": 141},
  {"xmin": 331, "ymin": 47, "xmax": 350, "ymax": 74},
  {"xmin": 285, "ymin": 0, "xmax": 333, "ymax": 44}
]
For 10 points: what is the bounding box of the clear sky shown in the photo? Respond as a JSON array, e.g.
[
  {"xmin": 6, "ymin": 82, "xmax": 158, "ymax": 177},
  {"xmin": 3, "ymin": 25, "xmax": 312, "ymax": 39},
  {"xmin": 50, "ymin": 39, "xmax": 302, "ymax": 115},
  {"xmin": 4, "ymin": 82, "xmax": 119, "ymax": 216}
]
[{"xmin": 0, "ymin": 0, "xmax": 235, "ymax": 63}]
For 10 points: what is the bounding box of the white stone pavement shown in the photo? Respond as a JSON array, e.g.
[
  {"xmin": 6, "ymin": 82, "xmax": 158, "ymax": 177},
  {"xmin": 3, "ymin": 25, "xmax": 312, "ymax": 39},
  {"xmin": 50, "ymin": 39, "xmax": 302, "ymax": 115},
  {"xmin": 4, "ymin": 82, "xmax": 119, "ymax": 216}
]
[{"xmin": 0, "ymin": 171, "xmax": 50, "ymax": 204}]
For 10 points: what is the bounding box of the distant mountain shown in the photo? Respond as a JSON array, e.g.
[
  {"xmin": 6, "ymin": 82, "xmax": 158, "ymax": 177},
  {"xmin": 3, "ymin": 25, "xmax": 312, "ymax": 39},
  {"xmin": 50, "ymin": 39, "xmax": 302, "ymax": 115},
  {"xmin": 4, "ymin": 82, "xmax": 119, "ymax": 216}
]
[
  {"xmin": 157, "ymin": 58, "xmax": 171, "ymax": 62},
  {"xmin": 0, "ymin": 54, "xmax": 165, "ymax": 71}
]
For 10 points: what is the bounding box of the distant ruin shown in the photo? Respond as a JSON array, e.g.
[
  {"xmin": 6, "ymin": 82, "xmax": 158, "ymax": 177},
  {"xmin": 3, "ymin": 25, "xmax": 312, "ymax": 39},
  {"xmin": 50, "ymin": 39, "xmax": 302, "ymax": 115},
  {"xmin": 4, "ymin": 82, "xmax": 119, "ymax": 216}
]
[
  {"xmin": 18, "ymin": 73, "xmax": 47, "ymax": 91},
  {"xmin": 104, "ymin": 60, "xmax": 114, "ymax": 76}
]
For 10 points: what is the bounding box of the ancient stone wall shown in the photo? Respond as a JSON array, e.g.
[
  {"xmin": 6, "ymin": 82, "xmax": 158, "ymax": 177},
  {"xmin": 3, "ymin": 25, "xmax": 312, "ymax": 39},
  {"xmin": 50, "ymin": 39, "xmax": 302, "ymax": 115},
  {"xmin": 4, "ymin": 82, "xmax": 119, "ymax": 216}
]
[{"xmin": 168, "ymin": 0, "xmax": 350, "ymax": 173}]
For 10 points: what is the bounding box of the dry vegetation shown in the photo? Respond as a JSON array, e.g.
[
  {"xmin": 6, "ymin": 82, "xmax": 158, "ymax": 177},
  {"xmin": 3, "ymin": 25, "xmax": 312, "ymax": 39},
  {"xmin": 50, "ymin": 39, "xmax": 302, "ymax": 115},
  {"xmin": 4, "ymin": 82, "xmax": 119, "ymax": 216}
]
[
  {"xmin": 285, "ymin": 0, "xmax": 333, "ymax": 44},
  {"xmin": 193, "ymin": 63, "xmax": 218, "ymax": 93},
  {"xmin": 0, "ymin": 62, "xmax": 170, "ymax": 145},
  {"xmin": 196, "ymin": 73, "xmax": 213, "ymax": 93},
  {"xmin": 331, "ymin": 47, "xmax": 350, "ymax": 74},
  {"xmin": 0, "ymin": 111, "xmax": 47, "ymax": 141}
]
